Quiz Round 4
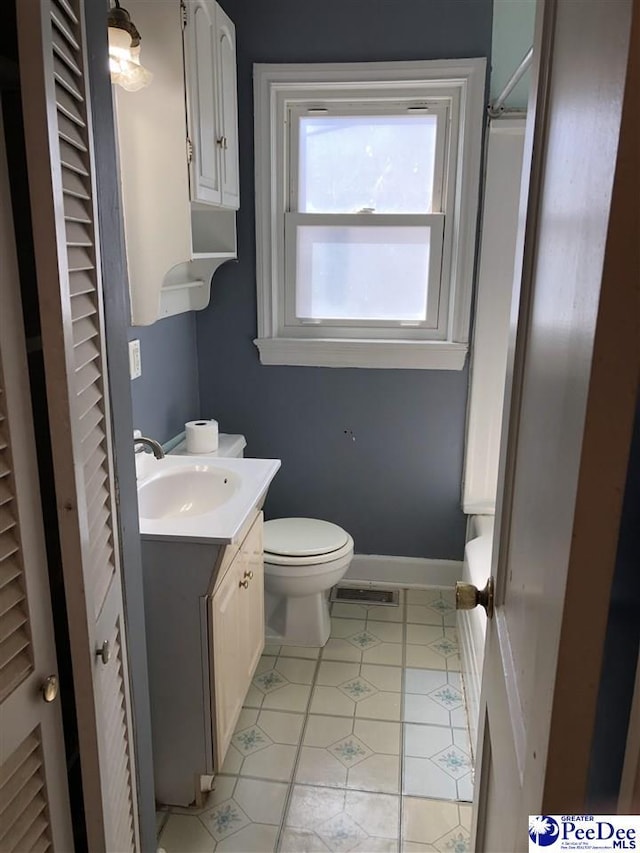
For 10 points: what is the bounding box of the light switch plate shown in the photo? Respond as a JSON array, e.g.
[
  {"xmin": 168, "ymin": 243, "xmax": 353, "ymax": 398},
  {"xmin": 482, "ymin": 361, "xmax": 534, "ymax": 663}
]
[{"xmin": 128, "ymin": 339, "xmax": 142, "ymax": 379}]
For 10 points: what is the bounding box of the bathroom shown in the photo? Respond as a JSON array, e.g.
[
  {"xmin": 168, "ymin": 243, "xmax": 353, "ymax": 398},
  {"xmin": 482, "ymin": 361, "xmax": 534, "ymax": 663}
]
[
  {"xmin": 1, "ymin": 0, "xmax": 638, "ymax": 852},
  {"xmin": 121, "ymin": 0, "xmax": 531, "ymax": 847}
]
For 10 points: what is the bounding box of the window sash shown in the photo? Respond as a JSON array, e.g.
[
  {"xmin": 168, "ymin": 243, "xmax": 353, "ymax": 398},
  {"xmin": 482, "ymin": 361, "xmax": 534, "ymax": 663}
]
[
  {"xmin": 288, "ymin": 101, "xmax": 450, "ymax": 216},
  {"xmin": 283, "ymin": 212, "xmax": 445, "ymax": 338}
]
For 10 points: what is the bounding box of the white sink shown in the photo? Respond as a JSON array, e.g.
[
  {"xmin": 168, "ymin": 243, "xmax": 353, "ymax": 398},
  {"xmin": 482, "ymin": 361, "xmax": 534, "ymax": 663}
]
[{"xmin": 137, "ymin": 454, "xmax": 281, "ymax": 543}]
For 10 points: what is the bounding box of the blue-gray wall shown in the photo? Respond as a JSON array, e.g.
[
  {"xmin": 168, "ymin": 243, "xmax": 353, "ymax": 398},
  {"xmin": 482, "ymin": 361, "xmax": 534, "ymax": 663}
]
[
  {"xmin": 127, "ymin": 314, "xmax": 200, "ymax": 443},
  {"xmin": 195, "ymin": 0, "xmax": 493, "ymax": 560}
]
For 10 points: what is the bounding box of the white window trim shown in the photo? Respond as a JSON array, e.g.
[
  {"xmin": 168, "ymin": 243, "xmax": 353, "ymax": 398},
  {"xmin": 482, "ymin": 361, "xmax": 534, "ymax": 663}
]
[{"xmin": 253, "ymin": 59, "xmax": 486, "ymax": 370}]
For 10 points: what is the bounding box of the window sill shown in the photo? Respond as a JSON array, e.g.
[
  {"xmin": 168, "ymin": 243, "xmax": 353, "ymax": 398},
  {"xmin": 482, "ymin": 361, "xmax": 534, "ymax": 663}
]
[{"xmin": 254, "ymin": 338, "xmax": 468, "ymax": 370}]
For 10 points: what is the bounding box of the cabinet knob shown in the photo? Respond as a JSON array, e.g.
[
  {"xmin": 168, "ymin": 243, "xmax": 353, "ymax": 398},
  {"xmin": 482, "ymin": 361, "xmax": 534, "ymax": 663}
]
[
  {"xmin": 216, "ymin": 136, "xmax": 228, "ymax": 149},
  {"xmin": 239, "ymin": 579, "xmax": 249, "ymax": 589},
  {"xmin": 244, "ymin": 570, "xmax": 254, "ymax": 580}
]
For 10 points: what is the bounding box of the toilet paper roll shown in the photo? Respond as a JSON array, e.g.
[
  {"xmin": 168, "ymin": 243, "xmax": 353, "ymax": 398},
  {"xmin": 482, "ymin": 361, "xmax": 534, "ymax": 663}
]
[{"xmin": 185, "ymin": 419, "xmax": 219, "ymax": 453}]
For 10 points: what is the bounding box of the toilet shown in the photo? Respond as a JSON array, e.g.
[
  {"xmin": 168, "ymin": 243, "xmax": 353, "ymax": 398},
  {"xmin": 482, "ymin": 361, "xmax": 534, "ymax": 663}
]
[
  {"xmin": 170, "ymin": 432, "xmax": 354, "ymax": 646},
  {"xmin": 263, "ymin": 518, "xmax": 354, "ymax": 647}
]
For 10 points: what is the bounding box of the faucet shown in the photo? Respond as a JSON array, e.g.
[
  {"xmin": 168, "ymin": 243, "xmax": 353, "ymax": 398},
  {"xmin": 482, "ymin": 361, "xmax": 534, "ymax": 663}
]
[{"xmin": 135, "ymin": 436, "xmax": 165, "ymax": 459}]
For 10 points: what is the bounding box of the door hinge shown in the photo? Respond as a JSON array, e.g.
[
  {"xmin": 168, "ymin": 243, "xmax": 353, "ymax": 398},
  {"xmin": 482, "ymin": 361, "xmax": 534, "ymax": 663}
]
[
  {"xmin": 180, "ymin": 0, "xmax": 187, "ymax": 28},
  {"xmin": 187, "ymin": 137, "xmax": 193, "ymax": 164}
]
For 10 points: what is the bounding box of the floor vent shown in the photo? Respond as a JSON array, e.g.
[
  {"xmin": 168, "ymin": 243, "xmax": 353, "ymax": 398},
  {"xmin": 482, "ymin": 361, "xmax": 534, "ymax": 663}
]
[{"xmin": 330, "ymin": 586, "xmax": 400, "ymax": 606}]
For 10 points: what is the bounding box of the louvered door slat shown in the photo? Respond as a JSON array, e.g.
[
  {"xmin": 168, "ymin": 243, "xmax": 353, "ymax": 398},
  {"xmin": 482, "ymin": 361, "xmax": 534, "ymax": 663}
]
[
  {"xmin": 77, "ymin": 361, "xmax": 101, "ymax": 396},
  {"xmin": 82, "ymin": 423, "xmax": 105, "ymax": 465},
  {"xmin": 87, "ymin": 478, "xmax": 109, "ymax": 521},
  {"xmin": 52, "ymin": 30, "xmax": 81, "ymax": 77},
  {"xmin": 71, "ymin": 291, "xmax": 96, "ymax": 320},
  {"xmin": 78, "ymin": 404, "xmax": 103, "ymax": 445},
  {"xmin": 21, "ymin": 822, "xmax": 51, "ymax": 853},
  {"xmin": 64, "ymin": 193, "xmax": 91, "ymax": 224},
  {"xmin": 0, "ymin": 507, "xmax": 16, "ymax": 536},
  {"xmin": 0, "ymin": 533, "xmax": 19, "ymax": 564},
  {"xmin": 0, "ymin": 792, "xmax": 48, "ymax": 853},
  {"xmin": 58, "ymin": 113, "xmax": 87, "ymax": 152},
  {"xmin": 0, "ymin": 606, "xmax": 28, "ymax": 646},
  {"xmin": 67, "ymin": 246, "xmax": 94, "ymax": 273},
  {"xmin": 0, "ymin": 458, "xmax": 10, "ymax": 478},
  {"xmin": 53, "ymin": 56, "xmax": 83, "ymax": 102},
  {"xmin": 60, "ymin": 141, "xmax": 88, "ymax": 176},
  {"xmin": 50, "ymin": 3, "xmax": 79, "ymax": 49},
  {"xmin": 74, "ymin": 337, "xmax": 100, "ymax": 372},
  {"xmin": 66, "ymin": 221, "xmax": 93, "ymax": 248},
  {"xmin": 77, "ymin": 382, "xmax": 102, "ymax": 421},
  {"xmin": 52, "ymin": 0, "xmax": 78, "ymax": 23},
  {"xmin": 0, "ymin": 557, "xmax": 21, "ymax": 590},
  {"xmin": 0, "ymin": 582, "xmax": 24, "ymax": 621},
  {"xmin": 61, "ymin": 167, "xmax": 89, "ymax": 199},
  {"xmin": 69, "ymin": 270, "xmax": 96, "ymax": 298},
  {"xmin": 0, "ymin": 482, "xmax": 11, "ymax": 505},
  {"xmin": 0, "ymin": 627, "xmax": 30, "ymax": 671},
  {"xmin": 0, "ymin": 647, "xmax": 32, "ymax": 702},
  {"xmin": 72, "ymin": 315, "xmax": 98, "ymax": 348}
]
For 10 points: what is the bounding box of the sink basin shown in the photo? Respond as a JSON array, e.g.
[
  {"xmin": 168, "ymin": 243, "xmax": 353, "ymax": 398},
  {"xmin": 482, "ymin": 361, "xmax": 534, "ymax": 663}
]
[
  {"xmin": 136, "ymin": 454, "xmax": 281, "ymax": 543},
  {"xmin": 138, "ymin": 465, "xmax": 239, "ymax": 520}
]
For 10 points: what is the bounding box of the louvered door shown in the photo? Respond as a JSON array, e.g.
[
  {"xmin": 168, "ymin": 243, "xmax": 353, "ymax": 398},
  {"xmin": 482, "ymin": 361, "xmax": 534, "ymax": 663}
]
[
  {"xmin": 16, "ymin": 1, "xmax": 140, "ymax": 850},
  {"xmin": 0, "ymin": 110, "xmax": 72, "ymax": 852}
]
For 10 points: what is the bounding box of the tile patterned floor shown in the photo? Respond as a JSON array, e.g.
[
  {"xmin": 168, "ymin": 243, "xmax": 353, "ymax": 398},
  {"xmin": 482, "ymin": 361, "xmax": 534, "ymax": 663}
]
[{"xmin": 158, "ymin": 587, "xmax": 473, "ymax": 852}]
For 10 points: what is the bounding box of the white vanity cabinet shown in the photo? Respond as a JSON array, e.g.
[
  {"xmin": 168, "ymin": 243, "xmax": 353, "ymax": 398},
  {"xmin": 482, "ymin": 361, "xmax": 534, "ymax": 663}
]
[
  {"xmin": 184, "ymin": 0, "xmax": 239, "ymax": 209},
  {"xmin": 141, "ymin": 512, "xmax": 264, "ymax": 806},
  {"xmin": 115, "ymin": 0, "xmax": 239, "ymax": 325}
]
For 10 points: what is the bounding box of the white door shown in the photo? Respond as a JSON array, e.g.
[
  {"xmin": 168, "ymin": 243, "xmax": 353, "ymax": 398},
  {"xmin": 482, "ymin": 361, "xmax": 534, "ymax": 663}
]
[
  {"xmin": 16, "ymin": 1, "xmax": 140, "ymax": 850},
  {"xmin": 0, "ymin": 108, "xmax": 73, "ymax": 853},
  {"xmin": 471, "ymin": 0, "xmax": 638, "ymax": 849}
]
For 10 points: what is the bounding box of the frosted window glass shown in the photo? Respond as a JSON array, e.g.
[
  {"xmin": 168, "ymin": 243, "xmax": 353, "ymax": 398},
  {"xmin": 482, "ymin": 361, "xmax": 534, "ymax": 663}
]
[
  {"xmin": 298, "ymin": 115, "xmax": 438, "ymax": 214},
  {"xmin": 295, "ymin": 226, "xmax": 431, "ymax": 321}
]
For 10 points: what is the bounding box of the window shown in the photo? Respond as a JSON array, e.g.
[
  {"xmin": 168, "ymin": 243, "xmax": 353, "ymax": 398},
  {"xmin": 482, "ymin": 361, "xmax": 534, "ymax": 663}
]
[{"xmin": 254, "ymin": 60, "xmax": 486, "ymax": 369}]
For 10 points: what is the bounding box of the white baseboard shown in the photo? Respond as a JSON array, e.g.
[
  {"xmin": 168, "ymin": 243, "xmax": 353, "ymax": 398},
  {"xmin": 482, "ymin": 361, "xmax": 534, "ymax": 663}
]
[
  {"xmin": 457, "ymin": 609, "xmax": 483, "ymax": 762},
  {"xmin": 345, "ymin": 554, "xmax": 462, "ymax": 588}
]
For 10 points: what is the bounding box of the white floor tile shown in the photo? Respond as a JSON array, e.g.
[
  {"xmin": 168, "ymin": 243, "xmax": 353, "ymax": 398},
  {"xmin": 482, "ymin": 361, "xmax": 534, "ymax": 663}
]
[
  {"xmin": 310, "ymin": 685, "xmax": 356, "ymax": 717},
  {"xmin": 239, "ymin": 743, "xmax": 297, "ymax": 781},
  {"xmin": 257, "ymin": 710, "xmax": 305, "ymax": 745},
  {"xmin": 220, "ymin": 744, "xmax": 243, "ymax": 775},
  {"xmin": 279, "ymin": 828, "xmax": 331, "ymax": 852},
  {"xmin": 362, "ymin": 643, "xmax": 403, "ymax": 666},
  {"xmin": 330, "ymin": 618, "xmax": 366, "ymax": 639},
  {"xmin": 200, "ymin": 798, "xmax": 251, "ymax": 841},
  {"xmin": 347, "ymin": 753, "xmax": 400, "ymax": 794},
  {"xmin": 295, "ymin": 746, "xmax": 349, "ymax": 787},
  {"xmin": 332, "ymin": 602, "xmax": 369, "ymax": 619},
  {"xmin": 406, "ymin": 605, "xmax": 445, "ymax": 627},
  {"xmin": 286, "ymin": 785, "xmax": 347, "ymax": 829},
  {"xmin": 316, "ymin": 661, "xmax": 361, "ymax": 687},
  {"xmin": 344, "ymin": 789, "xmax": 400, "ymax": 839},
  {"xmin": 402, "ymin": 797, "xmax": 465, "ymax": 844},
  {"xmin": 354, "ymin": 719, "xmax": 401, "ymax": 755},
  {"xmin": 159, "ymin": 814, "xmax": 215, "ymax": 852},
  {"xmin": 280, "ymin": 645, "xmax": 322, "ymax": 659},
  {"xmin": 403, "ymin": 694, "xmax": 450, "ymax": 726},
  {"xmin": 403, "ymin": 756, "xmax": 457, "ymax": 799},
  {"xmin": 261, "ymin": 683, "xmax": 311, "ymax": 712},
  {"xmin": 355, "ymin": 691, "xmax": 402, "ymax": 722},
  {"xmin": 360, "ymin": 664, "xmax": 402, "ymax": 693},
  {"xmin": 304, "ymin": 715, "xmax": 354, "ymax": 748},
  {"xmin": 366, "ymin": 621, "xmax": 403, "ymax": 643},
  {"xmin": 366, "ymin": 605, "xmax": 404, "ymax": 623},
  {"xmin": 215, "ymin": 822, "xmax": 278, "ymax": 852},
  {"xmin": 404, "ymin": 668, "xmax": 448, "ymax": 695},
  {"xmin": 404, "ymin": 724, "xmax": 453, "ymax": 758},
  {"xmin": 404, "ymin": 645, "xmax": 447, "ymax": 670},
  {"xmin": 232, "ymin": 777, "xmax": 288, "ymax": 824},
  {"xmin": 456, "ymin": 772, "xmax": 474, "ymax": 802},
  {"xmin": 322, "ymin": 639, "xmax": 364, "ymax": 662},
  {"xmin": 276, "ymin": 656, "xmax": 317, "ymax": 684},
  {"xmin": 450, "ymin": 705, "xmax": 468, "ymax": 728},
  {"xmin": 406, "ymin": 625, "xmax": 445, "ymax": 646}
]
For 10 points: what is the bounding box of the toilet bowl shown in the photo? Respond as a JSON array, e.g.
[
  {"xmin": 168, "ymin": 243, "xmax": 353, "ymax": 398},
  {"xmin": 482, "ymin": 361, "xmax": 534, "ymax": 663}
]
[{"xmin": 263, "ymin": 518, "xmax": 354, "ymax": 647}]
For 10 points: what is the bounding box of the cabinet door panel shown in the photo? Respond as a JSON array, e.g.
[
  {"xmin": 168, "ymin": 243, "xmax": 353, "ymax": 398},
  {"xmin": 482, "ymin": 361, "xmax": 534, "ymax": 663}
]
[
  {"xmin": 210, "ymin": 558, "xmax": 243, "ymax": 767},
  {"xmin": 185, "ymin": 0, "xmax": 222, "ymax": 205},
  {"xmin": 216, "ymin": 6, "xmax": 239, "ymax": 209},
  {"xmin": 242, "ymin": 516, "xmax": 265, "ymax": 679}
]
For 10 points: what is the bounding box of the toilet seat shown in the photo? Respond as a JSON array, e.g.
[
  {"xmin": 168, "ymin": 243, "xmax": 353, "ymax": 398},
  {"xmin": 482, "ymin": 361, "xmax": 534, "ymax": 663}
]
[{"xmin": 263, "ymin": 518, "xmax": 353, "ymax": 568}]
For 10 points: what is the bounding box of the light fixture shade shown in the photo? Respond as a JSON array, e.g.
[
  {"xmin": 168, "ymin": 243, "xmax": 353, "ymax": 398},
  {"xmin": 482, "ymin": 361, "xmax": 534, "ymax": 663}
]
[{"xmin": 108, "ymin": 5, "xmax": 152, "ymax": 92}]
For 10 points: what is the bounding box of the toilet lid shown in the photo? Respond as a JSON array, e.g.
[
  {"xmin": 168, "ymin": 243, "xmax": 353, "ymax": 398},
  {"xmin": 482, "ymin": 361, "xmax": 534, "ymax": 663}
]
[{"xmin": 263, "ymin": 518, "xmax": 350, "ymax": 557}]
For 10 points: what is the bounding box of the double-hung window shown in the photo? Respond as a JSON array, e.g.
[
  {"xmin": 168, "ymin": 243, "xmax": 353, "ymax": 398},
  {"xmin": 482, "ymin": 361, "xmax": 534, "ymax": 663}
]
[{"xmin": 254, "ymin": 60, "xmax": 486, "ymax": 369}]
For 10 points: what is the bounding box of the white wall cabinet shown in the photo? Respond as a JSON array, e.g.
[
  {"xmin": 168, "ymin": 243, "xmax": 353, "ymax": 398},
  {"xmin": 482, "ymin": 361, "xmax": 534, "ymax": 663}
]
[
  {"xmin": 115, "ymin": 0, "xmax": 239, "ymax": 325},
  {"xmin": 142, "ymin": 513, "xmax": 264, "ymax": 806},
  {"xmin": 184, "ymin": 0, "xmax": 239, "ymax": 209}
]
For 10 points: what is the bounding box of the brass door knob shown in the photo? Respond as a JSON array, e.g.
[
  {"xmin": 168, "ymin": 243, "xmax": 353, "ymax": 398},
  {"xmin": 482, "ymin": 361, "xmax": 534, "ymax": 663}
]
[
  {"xmin": 455, "ymin": 578, "xmax": 495, "ymax": 619},
  {"xmin": 42, "ymin": 675, "xmax": 58, "ymax": 703},
  {"xmin": 96, "ymin": 640, "xmax": 111, "ymax": 665},
  {"xmin": 244, "ymin": 571, "xmax": 254, "ymax": 580},
  {"xmin": 239, "ymin": 579, "xmax": 249, "ymax": 589}
]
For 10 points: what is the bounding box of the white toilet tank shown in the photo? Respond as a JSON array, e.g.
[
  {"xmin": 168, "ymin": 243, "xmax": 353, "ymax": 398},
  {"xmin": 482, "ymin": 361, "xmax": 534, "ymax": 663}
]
[{"xmin": 170, "ymin": 433, "xmax": 246, "ymax": 458}]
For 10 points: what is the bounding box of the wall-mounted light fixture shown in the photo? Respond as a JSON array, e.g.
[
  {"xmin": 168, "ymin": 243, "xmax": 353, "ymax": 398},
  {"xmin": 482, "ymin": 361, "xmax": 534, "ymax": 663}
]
[{"xmin": 108, "ymin": 1, "xmax": 152, "ymax": 92}]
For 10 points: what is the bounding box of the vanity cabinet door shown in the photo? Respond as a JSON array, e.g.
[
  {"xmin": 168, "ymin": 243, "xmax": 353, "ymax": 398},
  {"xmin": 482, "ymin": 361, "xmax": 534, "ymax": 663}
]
[
  {"xmin": 240, "ymin": 515, "xmax": 265, "ymax": 679},
  {"xmin": 184, "ymin": 0, "xmax": 223, "ymax": 206},
  {"xmin": 210, "ymin": 553, "xmax": 244, "ymax": 767}
]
